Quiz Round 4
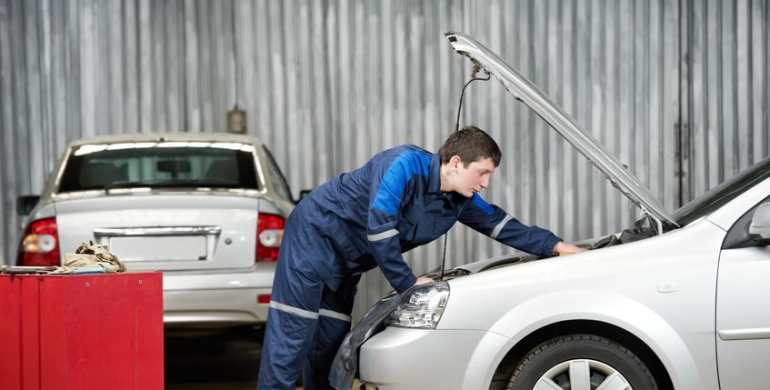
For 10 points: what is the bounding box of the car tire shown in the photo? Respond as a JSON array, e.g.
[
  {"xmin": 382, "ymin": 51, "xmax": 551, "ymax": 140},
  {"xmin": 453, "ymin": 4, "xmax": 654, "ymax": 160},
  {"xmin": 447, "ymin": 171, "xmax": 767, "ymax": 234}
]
[{"xmin": 507, "ymin": 334, "xmax": 658, "ymax": 390}]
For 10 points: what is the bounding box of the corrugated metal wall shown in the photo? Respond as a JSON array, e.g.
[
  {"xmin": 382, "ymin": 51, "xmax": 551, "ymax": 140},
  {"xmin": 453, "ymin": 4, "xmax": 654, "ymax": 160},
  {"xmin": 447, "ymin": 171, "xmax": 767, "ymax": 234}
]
[
  {"xmin": 683, "ymin": 0, "xmax": 770, "ymax": 201},
  {"xmin": 1, "ymin": 0, "xmax": 768, "ymax": 319}
]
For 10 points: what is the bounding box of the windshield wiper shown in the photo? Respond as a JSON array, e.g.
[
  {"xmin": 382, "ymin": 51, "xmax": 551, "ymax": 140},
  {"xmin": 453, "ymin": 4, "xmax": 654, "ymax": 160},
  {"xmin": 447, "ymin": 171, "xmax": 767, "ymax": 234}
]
[{"xmin": 103, "ymin": 180, "xmax": 154, "ymax": 190}]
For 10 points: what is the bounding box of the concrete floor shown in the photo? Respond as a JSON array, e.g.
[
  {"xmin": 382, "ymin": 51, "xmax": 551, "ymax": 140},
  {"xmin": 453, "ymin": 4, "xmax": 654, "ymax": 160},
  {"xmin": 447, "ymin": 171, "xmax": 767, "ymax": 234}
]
[
  {"xmin": 165, "ymin": 339, "xmax": 262, "ymax": 390},
  {"xmin": 165, "ymin": 338, "xmax": 358, "ymax": 390}
]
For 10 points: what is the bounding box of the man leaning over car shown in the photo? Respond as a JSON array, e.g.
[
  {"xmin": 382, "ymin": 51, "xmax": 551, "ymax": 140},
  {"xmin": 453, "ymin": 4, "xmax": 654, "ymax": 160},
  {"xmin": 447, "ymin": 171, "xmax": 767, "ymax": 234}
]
[{"xmin": 257, "ymin": 126, "xmax": 585, "ymax": 390}]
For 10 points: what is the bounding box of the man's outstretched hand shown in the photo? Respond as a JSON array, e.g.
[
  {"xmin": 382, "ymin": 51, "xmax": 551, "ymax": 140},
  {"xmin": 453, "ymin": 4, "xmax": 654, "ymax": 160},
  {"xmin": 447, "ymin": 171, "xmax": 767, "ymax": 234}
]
[{"xmin": 553, "ymin": 241, "xmax": 588, "ymax": 256}]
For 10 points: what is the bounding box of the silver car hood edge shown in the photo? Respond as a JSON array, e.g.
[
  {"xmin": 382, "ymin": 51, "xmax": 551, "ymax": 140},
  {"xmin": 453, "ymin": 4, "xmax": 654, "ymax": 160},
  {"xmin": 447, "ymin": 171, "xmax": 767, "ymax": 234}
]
[{"xmin": 445, "ymin": 32, "xmax": 677, "ymax": 227}]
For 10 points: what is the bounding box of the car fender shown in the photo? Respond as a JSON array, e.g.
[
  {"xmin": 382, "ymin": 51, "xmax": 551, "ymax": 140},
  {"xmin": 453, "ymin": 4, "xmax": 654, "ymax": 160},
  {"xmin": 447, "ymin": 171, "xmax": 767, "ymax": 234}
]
[{"xmin": 460, "ymin": 290, "xmax": 708, "ymax": 390}]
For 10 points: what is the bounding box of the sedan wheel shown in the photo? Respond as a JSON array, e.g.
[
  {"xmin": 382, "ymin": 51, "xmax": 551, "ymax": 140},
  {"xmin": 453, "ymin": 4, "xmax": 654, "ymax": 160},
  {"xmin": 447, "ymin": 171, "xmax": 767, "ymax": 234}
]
[{"xmin": 507, "ymin": 334, "xmax": 658, "ymax": 390}]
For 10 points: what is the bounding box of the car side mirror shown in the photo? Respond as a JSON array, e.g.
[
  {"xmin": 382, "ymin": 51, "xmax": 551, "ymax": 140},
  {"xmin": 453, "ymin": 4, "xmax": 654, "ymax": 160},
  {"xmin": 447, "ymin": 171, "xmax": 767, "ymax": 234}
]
[
  {"xmin": 299, "ymin": 189, "xmax": 312, "ymax": 201},
  {"xmin": 749, "ymin": 203, "xmax": 770, "ymax": 239},
  {"xmin": 17, "ymin": 195, "xmax": 40, "ymax": 217}
]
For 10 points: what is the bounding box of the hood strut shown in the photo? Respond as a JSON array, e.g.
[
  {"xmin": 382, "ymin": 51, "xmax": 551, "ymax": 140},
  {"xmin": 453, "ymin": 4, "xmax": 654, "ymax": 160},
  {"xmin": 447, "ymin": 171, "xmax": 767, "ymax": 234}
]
[{"xmin": 439, "ymin": 63, "xmax": 490, "ymax": 282}]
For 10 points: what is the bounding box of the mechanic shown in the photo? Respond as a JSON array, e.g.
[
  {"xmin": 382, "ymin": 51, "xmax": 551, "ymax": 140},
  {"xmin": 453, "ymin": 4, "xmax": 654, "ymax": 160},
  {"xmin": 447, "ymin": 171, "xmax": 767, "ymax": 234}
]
[{"xmin": 257, "ymin": 126, "xmax": 585, "ymax": 390}]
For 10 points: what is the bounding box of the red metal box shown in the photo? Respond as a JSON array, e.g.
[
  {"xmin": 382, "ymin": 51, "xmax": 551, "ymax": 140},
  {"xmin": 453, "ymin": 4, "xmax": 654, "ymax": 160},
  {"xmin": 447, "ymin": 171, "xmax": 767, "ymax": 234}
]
[{"xmin": 0, "ymin": 272, "xmax": 163, "ymax": 390}]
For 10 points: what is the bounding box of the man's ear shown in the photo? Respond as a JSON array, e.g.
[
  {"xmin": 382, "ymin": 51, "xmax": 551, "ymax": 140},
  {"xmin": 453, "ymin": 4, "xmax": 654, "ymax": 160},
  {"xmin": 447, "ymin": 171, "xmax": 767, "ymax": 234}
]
[{"xmin": 449, "ymin": 155, "xmax": 463, "ymax": 170}]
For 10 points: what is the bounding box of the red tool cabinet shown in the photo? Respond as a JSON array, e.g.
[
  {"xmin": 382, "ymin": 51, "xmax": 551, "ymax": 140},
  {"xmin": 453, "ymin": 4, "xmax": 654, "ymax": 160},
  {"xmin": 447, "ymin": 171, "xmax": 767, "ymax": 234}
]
[{"xmin": 0, "ymin": 272, "xmax": 163, "ymax": 390}]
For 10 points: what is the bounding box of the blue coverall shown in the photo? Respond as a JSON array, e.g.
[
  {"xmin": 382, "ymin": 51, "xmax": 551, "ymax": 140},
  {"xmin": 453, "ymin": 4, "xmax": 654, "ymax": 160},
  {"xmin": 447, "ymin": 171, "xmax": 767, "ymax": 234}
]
[{"xmin": 257, "ymin": 145, "xmax": 561, "ymax": 390}]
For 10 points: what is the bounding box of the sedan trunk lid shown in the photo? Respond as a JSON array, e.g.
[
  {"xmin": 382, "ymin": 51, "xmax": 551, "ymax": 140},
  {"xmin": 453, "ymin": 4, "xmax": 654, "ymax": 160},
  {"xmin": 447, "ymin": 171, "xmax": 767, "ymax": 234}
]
[{"xmin": 55, "ymin": 194, "xmax": 259, "ymax": 272}]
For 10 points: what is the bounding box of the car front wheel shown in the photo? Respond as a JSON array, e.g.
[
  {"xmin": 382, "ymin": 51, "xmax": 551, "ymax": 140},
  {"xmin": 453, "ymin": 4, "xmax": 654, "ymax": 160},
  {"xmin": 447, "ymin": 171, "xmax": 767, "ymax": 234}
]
[{"xmin": 507, "ymin": 334, "xmax": 658, "ymax": 390}]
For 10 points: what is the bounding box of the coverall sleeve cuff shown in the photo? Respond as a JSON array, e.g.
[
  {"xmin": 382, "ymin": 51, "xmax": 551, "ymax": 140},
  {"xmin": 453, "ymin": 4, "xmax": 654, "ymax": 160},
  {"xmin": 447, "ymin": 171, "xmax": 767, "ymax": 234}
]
[
  {"xmin": 541, "ymin": 234, "xmax": 562, "ymax": 258},
  {"xmin": 394, "ymin": 273, "xmax": 417, "ymax": 294}
]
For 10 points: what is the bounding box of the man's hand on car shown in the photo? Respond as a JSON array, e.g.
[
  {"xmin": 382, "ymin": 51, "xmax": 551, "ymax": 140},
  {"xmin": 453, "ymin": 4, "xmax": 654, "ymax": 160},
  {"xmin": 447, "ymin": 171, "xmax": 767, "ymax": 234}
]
[{"xmin": 553, "ymin": 241, "xmax": 587, "ymax": 256}]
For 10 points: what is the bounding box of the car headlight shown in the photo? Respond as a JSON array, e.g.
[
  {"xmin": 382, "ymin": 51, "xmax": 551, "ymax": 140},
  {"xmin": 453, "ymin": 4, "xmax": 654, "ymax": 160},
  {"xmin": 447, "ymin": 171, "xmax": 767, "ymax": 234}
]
[{"xmin": 386, "ymin": 281, "xmax": 450, "ymax": 329}]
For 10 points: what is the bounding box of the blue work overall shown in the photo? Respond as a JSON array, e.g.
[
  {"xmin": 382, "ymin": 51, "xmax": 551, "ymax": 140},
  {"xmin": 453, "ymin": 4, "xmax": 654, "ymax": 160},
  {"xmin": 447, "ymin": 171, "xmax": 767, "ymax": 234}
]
[{"xmin": 257, "ymin": 145, "xmax": 561, "ymax": 390}]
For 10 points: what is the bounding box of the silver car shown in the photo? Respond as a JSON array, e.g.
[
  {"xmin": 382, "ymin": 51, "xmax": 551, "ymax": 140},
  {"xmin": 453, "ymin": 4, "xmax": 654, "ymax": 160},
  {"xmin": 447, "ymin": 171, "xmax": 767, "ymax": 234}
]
[
  {"xmin": 16, "ymin": 133, "xmax": 295, "ymax": 338},
  {"xmin": 346, "ymin": 33, "xmax": 770, "ymax": 390}
]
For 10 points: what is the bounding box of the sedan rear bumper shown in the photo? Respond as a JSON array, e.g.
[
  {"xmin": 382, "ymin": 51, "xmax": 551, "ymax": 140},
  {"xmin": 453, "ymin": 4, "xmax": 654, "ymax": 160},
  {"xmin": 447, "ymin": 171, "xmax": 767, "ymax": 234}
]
[
  {"xmin": 162, "ymin": 268, "xmax": 274, "ymax": 327},
  {"xmin": 359, "ymin": 327, "xmax": 511, "ymax": 390}
]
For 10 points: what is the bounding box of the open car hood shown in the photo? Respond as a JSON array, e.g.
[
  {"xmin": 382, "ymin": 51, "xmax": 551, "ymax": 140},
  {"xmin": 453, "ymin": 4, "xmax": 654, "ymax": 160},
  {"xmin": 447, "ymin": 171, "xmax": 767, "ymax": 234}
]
[{"xmin": 445, "ymin": 32, "xmax": 677, "ymax": 228}]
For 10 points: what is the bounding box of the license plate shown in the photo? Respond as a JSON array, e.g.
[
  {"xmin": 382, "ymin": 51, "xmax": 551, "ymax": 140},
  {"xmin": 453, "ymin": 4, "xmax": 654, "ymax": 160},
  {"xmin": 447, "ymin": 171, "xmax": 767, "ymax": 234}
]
[{"xmin": 108, "ymin": 236, "xmax": 207, "ymax": 261}]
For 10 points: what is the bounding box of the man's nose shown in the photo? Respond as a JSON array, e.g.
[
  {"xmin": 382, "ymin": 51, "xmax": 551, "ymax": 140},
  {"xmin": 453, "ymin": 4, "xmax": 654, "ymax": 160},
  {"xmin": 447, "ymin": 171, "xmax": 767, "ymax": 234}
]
[{"xmin": 481, "ymin": 176, "xmax": 490, "ymax": 188}]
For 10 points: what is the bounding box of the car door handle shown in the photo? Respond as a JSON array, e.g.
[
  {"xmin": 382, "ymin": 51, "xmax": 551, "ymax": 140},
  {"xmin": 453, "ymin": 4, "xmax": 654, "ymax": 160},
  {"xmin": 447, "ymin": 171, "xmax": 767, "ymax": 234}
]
[{"xmin": 718, "ymin": 327, "xmax": 770, "ymax": 340}]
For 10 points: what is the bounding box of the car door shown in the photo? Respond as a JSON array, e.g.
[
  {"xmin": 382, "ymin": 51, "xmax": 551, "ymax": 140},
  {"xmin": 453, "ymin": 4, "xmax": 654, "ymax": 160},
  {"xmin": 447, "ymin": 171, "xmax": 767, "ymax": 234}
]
[{"xmin": 716, "ymin": 198, "xmax": 770, "ymax": 388}]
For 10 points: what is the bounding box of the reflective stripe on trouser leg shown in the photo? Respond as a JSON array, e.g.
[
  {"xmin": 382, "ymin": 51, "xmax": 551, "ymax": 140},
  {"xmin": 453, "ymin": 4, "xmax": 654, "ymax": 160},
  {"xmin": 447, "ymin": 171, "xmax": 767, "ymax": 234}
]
[
  {"xmin": 318, "ymin": 309, "xmax": 351, "ymax": 322},
  {"xmin": 270, "ymin": 300, "xmax": 320, "ymax": 320}
]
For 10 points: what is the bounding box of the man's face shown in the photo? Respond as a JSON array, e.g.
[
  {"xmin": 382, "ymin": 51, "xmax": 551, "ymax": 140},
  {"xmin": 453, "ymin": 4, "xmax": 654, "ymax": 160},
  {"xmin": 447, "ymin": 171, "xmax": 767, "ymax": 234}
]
[{"xmin": 450, "ymin": 157, "xmax": 496, "ymax": 197}]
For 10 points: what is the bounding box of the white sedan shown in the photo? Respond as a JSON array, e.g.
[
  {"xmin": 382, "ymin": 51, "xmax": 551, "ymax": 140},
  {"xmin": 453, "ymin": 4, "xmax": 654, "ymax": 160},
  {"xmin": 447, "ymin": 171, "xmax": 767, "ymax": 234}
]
[
  {"xmin": 336, "ymin": 33, "xmax": 770, "ymax": 390},
  {"xmin": 17, "ymin": 133, "xmax": 295, "ymax": 339}
]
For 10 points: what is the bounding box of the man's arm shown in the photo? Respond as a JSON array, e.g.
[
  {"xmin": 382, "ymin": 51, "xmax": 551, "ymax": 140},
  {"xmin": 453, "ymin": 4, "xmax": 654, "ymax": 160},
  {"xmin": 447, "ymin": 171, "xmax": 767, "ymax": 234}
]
[
  {"xmin": 458, "ymin": 194, "xmax": 584, "ymax": 257},
  {"xmin": 366, "ymin": 157, "xmax": 419, "ymax": 293}
]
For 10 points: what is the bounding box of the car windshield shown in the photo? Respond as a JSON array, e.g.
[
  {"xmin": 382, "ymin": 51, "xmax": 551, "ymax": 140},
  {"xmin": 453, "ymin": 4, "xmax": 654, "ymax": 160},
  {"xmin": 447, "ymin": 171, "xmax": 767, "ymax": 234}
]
[
  {"xmin": 672, "ymin": 155, "xmax": 770, "ymax": 225},
  {"xmin": 57, "ymin": 142, "xmax": 260, "ymax": 193}
]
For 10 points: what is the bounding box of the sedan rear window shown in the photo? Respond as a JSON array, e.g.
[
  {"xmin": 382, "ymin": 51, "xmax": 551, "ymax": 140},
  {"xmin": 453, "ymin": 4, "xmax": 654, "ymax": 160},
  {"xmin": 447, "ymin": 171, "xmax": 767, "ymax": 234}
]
[{"xmin": 58, "ymin": 142, "xmax": 260, "ymax": 193}]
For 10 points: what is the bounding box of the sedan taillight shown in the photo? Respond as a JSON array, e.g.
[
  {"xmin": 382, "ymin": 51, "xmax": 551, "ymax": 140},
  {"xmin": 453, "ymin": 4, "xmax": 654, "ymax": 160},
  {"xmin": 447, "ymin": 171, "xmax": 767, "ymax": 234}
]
[
  {"xmin": 17, "ymin": 217, "xmax": 60, "ymax": 266},
  {"xmin": 257, "ymin": 213, "xmax": 285, "ymax": 262}
]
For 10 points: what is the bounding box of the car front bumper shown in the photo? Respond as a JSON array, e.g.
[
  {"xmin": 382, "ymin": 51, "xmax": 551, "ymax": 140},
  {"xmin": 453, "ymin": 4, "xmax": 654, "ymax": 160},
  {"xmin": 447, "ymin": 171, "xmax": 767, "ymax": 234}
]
[
  {"xmin": 359, "ymin": 326, "xmax": 511, "ymax": 390},
  {"xmin": 162, "ymin": 267, "xmax": 274, "ymax": 328}
]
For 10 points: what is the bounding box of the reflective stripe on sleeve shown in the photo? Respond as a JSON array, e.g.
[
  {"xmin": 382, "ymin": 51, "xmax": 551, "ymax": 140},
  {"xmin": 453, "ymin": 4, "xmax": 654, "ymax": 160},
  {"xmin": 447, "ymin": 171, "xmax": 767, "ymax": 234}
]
[
  {"xmin": 490, "ymin": 215, "xmax": 513, "ymax": 239},
  {"xmin": 367, "ymin": 229, "xmax": 399, "ymax": 242},
  {"xmin": 319, "ymin": 309, "xmax": 352, "ymax": 322},
  {"xmin": 269, "ymin": 301, "xmax": 319, "ymax": 320}
]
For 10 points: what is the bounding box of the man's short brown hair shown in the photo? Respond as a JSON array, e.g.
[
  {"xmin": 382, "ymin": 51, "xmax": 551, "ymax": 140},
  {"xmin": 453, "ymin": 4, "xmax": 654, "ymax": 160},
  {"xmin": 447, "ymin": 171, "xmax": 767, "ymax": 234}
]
[{"xmin": 438, "ymin": 126, "xmax": 501, "ymax": 167}]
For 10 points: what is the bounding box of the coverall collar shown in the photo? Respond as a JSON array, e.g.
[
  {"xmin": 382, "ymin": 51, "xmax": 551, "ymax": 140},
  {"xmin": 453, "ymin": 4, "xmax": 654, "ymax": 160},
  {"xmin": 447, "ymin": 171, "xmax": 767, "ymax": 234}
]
[{"xmin": 428, "ymin": 153, "xmax": 442, "ymax": 194}]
